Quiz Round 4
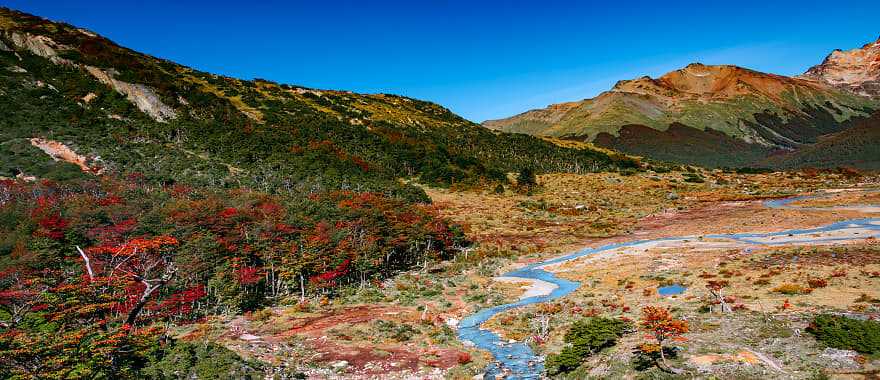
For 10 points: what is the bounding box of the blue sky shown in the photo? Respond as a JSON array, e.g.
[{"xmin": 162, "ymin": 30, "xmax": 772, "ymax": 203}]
[{"xmin": 3, "ymin": 1, "xmax": 879, "ymax": 122}]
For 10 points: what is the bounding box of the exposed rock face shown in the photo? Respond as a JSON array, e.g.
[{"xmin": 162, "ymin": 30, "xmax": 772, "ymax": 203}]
[
  {"xmin": 801, "ymin": 36, "xmax": 880, "ymax": 97},
  {"xmin": 84, "ymin": 65, "xmax": 177, "ymax": 122},
  {"xmin": 29, "ymin": 138, "xmax": 95, "ymax": 173},
  {"xmin": 4, "ymin": 31, "xmax": 176, "ymax": 122},
  {"xmin": 7, "ymin": 32, "xmax": 68, "ymax": 64}
]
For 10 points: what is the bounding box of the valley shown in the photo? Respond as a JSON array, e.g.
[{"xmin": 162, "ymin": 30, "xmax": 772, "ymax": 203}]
[
  {"xmin": 152, "ymin": 170, "xmax": 880, "ymax": 379},
  {"xmin": 1, "ymin": 5, "xmax": 880, "ymax": 380}
]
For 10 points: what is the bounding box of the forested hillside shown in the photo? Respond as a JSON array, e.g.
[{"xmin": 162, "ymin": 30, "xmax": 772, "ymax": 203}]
[{"xmin": 0, "ymin": 8, "xmax": 633, "ymax": 199}]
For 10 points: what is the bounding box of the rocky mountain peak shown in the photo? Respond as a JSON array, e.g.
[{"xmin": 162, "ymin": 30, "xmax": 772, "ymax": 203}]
[{"xmin": 800, "ymin": 36, "xmax": 880, "ymax": 97}]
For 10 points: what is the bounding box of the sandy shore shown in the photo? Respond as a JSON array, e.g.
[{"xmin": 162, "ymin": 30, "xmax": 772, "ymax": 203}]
[{"xmin": 493, "ymin": 276, "xmax": 558, "ymax": 299}]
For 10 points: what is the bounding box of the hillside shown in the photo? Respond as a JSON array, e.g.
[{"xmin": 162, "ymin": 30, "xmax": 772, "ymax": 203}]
[
  {"xmin": 0, "ymin": 8, "xmax": 632, "ymax": 200},
  {"xmin": 484, "ymin": 60, "xmax": 880, "ymax": 168},
  {"xmin": 761, "ymin": 111, "xmax": 880, "ymax": 170}
]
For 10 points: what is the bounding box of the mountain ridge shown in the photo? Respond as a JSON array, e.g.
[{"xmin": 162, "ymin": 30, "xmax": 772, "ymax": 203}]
[{"xmin": 483, "ymin": 40, "xmax": 880, "ymax": 168}]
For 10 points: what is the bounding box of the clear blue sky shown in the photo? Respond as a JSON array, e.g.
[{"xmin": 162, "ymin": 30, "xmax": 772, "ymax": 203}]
[{"xmin": 3, "ymin": 1, "xmax": 879, "ymax": 122}]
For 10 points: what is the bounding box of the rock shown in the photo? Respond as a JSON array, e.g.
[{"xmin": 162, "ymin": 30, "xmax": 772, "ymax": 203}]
[
  {"xmin": 238, "ymin": 333, "xmax": 261, "ymax": 341},
  {"xmin": 472, "ymin": 374, "xmax": 484, "ymax": 380},
  {"xmin": 801, "ymin": 36, "xmax": 880, "ymax": 97},
  {"xmin": 330, "ymin": 360, "xmax": 349, "ymax": 372},
  {"xmin": 82, "ymin": 92, "xmax": 97, "ymax": 103},
  {"xmin": 83, "ymin": 65, "xmax": 176, "ymax": 122},
  {"xmin": 445, "ymin": 317, "xmax": 459, "ymax": 327},
  {"xmin": 820, "ymin": 347, "xmax": 860, "ymax": 369},
  {"xmin": 7, "ymin": 65, "xmax": 26, "ymax": 73},
  {"xmin": 667, "ymin": 191, "xmax": 679, "ymax": 200},
  {"xmin": 8, "ymin": 32, "xmax": 69, "ymax": 64},
  {"xmin": 0, "ymin": 39, "xmax": 9, "ymax": 51}
]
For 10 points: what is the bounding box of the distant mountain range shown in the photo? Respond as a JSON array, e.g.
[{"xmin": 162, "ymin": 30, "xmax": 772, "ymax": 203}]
[{"xmin": 484, "ymin": 37, "xmax": 880, "ymax": 169}]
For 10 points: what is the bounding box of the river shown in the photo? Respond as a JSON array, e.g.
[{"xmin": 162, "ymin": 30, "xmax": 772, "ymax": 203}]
[{"xmin": 457, "ymin": 190, "xmax": 880, "ymax": 379}]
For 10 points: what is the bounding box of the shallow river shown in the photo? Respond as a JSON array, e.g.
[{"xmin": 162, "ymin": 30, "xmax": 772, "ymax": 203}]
[{"xmin": 457, "ymin": 190, "xmax": 880, "ymax": 379}]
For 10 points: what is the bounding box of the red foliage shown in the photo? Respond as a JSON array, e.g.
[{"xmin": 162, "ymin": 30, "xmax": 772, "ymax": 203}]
[
  {"xmin": 457, "ymin": 351, "xmax": 472, "ymax": 364},
  {"xmin": 234, "ymin": 267, "xmax": 264, "ymax": 285},
  {"xmin": 36, "ymin": 213, "xmax": 68, "ymax": 240},
  {"xmin": 640, "ymin": 306, "xmax": 689, "ymax": 345},
  {"xmin": 218, "ymin": 207, "xmax": 238, "ymax": 219},
  {"xmin": 88, "ymin": 235, "xmax": 178, "ymax": 256},
  {"xmin": 310, "ymin": 259, "xmax": 351, "ymax": 284},
  {"xmin": 97, "ymin": 195, "xmax": 125, "ymax": 206},
  {"xmin": 149, "ymin": 285, "xmax": 207, "ymax": 319}
]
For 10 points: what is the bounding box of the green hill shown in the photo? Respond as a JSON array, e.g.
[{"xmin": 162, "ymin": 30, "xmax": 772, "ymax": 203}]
[{"xmin": 0, "ymin": 8, "xmax": 632, "ymax": 200}]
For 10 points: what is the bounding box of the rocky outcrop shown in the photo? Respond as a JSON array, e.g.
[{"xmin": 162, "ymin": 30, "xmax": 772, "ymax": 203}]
[
  {"xmin": 84, "ymin": 65, "xmax": 177, "ymax": 122},
  {"xmin": 7, "ymin": 32, "xmax": 69, "ymax": 64},
  {"xmin": 801, "ymin": 36, "xmax": 880, "ymax": 97},
  {"xmin": 4, "ymin": 31, "xmax": 176, "ymax": 122},
  {"xmin": 29, "ymin": 138, "xmax": 96, "ymax": 173}
]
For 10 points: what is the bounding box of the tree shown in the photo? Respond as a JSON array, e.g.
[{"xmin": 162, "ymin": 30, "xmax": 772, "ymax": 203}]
[
  {"xmin": 0, "ymin": 269, "xmax": 44, "ymax": 328},
  {"xmin": 640, "ymin": 306, "xmax": 688, "ymax": 372},
  {"xmin": 705, "ymin": 280, "xmax": 731, "ymax": 313},
  {"xmin": 83, "ymin": 235, "xmax": 179, "ymax": 327}
]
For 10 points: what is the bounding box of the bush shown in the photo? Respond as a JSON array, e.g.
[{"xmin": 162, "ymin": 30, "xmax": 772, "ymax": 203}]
[
  {"xmin": 517, "ymin": 167, "xmax": 537, "ymax": 189},
  {"xmin": 807, "ymin": 314, "xmax": 880, "ymax": 354},
  {"xmin": 682, "ymin": 173, "xmax": 704, "ymax": 183},
  {"xmin": 143, "ymin": 341, "xmax": 263, "ymax": 379},
  {"xmin": 772, "ymin": 283, "xmax": 810, "ymax": 295},
  {"xmin": 545, "ymin": 316, "xmax": 630, "ymax": 375},
  {"xmin": 807, "ymin": 278, "xmax": 828, "ymax": 288}
]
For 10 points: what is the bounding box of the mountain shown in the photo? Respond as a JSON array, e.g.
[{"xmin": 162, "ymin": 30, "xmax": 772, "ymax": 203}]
[
  {"xmin": 0, "ymin": 8, "xmax": 633, "ymax": 200},
  {"xmin": 484, "ymin": 55, "xmax": 880, "ymax": 168},
  {"xmin": 800, "ymin": 36, "xmax": 880, "ymax": 97}
]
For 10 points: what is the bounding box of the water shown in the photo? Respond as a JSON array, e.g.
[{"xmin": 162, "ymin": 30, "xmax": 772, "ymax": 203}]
[
  {"xmin": 657, "ymin": 284, "xmax": 686, "ymax": 296},
  {"xmin": 457, "ymin": 190, "xmax": 880, "ymax": 379}
]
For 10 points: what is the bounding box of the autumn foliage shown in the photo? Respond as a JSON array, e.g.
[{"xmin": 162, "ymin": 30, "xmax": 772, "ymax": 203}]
[
  {"xmin": 640, "ymin": 306, "xmax": 688, "ymax": 369},
  {"xmin": 0, "ymin": 177, "xmax": 466, "ymax": 378}
]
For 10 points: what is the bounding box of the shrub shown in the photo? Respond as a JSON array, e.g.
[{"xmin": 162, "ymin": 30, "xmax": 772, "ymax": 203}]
[
  {"xmin": 682, "ymin": 173, "xmax": 704, "ymax": 183},
  {"xmin": 545, "ymin": 316, "xmax": 630, "ymax": 375},
  {"xmin": 143, "ymin": 341, "xmax": 263, "ymax": 380},
  {"xmin": 517, "ymin": 167, "xmax": 537, "ymax": 189},
  {"xmin": 807, "ymin": 314, "xmax": 880, "ymax": 354},
  {"xmin": 807, "ymin": 278, "xmax": 828, "ymax": 288},
  {"xmin": 772, "ymin": 283, "xmax": 809, "ymax": 295}
]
